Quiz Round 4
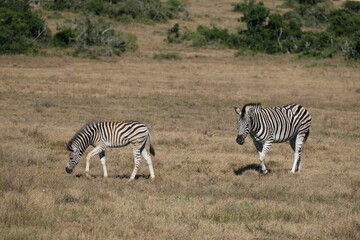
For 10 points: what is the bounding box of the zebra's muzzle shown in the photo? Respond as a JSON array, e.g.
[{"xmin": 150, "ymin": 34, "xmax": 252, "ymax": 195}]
[
  {"xmin": 236, "ymin": 135, "xmax": 245, "ymax": 145},
  {"xmin": 65, "ymin": 167, "xmax": 73, "ymax": 174}
]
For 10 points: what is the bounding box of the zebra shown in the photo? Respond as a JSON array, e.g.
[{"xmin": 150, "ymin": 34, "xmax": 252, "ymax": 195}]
[
  {"xmin": 66, "ymin": 121, "xmax": 155, "ymax": 181},
  {"xmin": 234, "ymin": 103, "xmax": 312, "ymax": 173}
]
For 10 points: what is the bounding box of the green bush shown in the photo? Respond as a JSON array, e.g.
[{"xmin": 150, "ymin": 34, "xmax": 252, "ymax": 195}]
[
  {"xmin": 0, "ymin": 0, "xmax": 31, "ymax": 11},
  {"xmin": 238, "ymin": 0, "xmax": 269, "ymax": 33},
  {"xmin": 166, "ymin": 0, "xmax": 186, "ymax": 18},
  {"xmin": 296, "ymin": 31, "xmax": 336, "ymax": 57},
  {"xmin": 108, "ymin": 0, "xmax": 169, "ymax": 22},
  {"xmin": 44, "ymin": 0, "xmax": 83, "ymax": 11},
  {"xmin": 72, "ymin": 14, "xmax": 136, "ymax": 57},
  {"xmin": 283, "ymin": 1, "xmax": 334, "ymax": 27},
  {"xmin": 84, "ymin": 0, "xmax": 105, "ymax": 15},
  {"xmin": 0, "ymin": 0, "xmax": 50, "ymax": 54},
  {"xmin": 52, "ymin": 28, "xmax": 76, "ymax": 47},
  {"xmin": 153, "ymin": 52, "xmax": 181, "ymax": 60},
  {"xmin": 236, "ymin": 1, "xmax": 304, "ymax": 53},
  {"xmin": 346, "ymin": 32, "xmax": 360, "ymax": 60},
  {"xmin": 231, "ymin": 0, "xmax": 359, "ymax": 59},
  {"xmin": 166, "ymin": 24, "xmax": 241, "ymax": 48},
  {"xmin": 296, "ymin": 0, "xmax": 323, "ymax": 6},
  {"xmin": 343, "ymin": 1, "xmax": 360, "ymax": 13},
  {"xmin": 167, "ymin": 23, "xmax": 185, "ymax": 43},
  {"xmin": 193, "ymin": 25, "xmax": 240, "ymax": 48},
  {"xmin": 327, "ymin": 9, "xmax": 360, "ymax": 37},
  {"xmin": 45, "ymin": 0, "xmax": 186, "ymax": 23}
]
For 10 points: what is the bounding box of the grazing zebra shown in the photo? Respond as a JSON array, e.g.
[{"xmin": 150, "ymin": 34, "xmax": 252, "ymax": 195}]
[
  {"xmin": 234, "ymin": 103, "xmax": 312, "ymax": 173},
  {"xmin": 66, "ymin": 121, "xmax": 155, "ymax": 181}
]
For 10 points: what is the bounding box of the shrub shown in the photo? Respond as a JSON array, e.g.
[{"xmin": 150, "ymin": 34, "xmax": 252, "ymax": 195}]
[
  {"xmin": 296, "ymin": 31, "xmax": 336, "ymax": 57},
  {"xmin": 103, "ymin": 0, "xmax": 187, "ymax": 23},
  {"xmin": 327, "ymin": 9, "xmax": 360, "ymax": 37},
  {"xmin": 44, "ymin": 0, "xmax": 83, "ymax": 11},
  {"xmin": 45, "ymin": 0, "xmax": 186, "ymax": 23},
  {"xmin": 167, "ymin": 23, "xmax": 186, "ymax": 43},
  {"xmin": 84, "ymin": 0, "xmax": 105, "ymax": 15},
  {"xmin": 296, "ymin": 0, "xmax": 323, "ymax": 6},
  {"xmin": 153, "ymin": 52, "xmax": 181, "ymax": 60},
  {"xmin": 52, "ymin": 28, "xmax": 76, "ymax": 47},
  {"xmin": 166, "ymin": 24, "xmax": 241, "ymax": 48},
  {"xmin": 343, "ymin": 1, "xmax": 360, "ymax": 14},
  {"xmin": 236, "ymin": 1, "xmax": 303, "ymax": 53},
  {"xmin": 193, "ymin": 25, "xmax": 240, "ymax": 48},
  {"xmin": 0, "ymin": 0, "xmax": 30, "ymax": 11},
  {"xmin": 72, "ymin": 14, "xmax": 137, "ymax": 57},
  {"xmin": 346, "ymin": 32, "xmax": 360, "ymax": 60},
  {"xmin": 166, "ymin": 0, "xmax": 186, "ymax": 18},
  {"xmin": 0, "ymin": 0, "xmax": 50, "ymax": 54},
  {"xmin": 283, "ymin": 0, "xmax": 334, "ymax": 27},
  {"xmin": 229, "ymin": 0, "xmax": 358, "ymax": 59},
  {"xmin": 238, "ymin": 0, "xmax": 269, "ymax": 33}
]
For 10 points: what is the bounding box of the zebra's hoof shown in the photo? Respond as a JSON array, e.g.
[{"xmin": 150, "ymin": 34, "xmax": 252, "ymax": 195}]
[
  {"xmin": 261, "ymin": 169, "xmax": 269, "ymax": 174},
  {"xmin": 65, "ymin": 167, "xmax": 73, "ymax": 174},
  {"xmin": 86, "ymin": 172, "xmax": 91, "ymax": 178}
]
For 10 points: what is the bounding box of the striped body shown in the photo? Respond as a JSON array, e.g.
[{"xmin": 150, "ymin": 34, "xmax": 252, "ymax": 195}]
[
  {"xmin": 66, "ymin": 121, "xmax": 155, "ymax": 181},
  {"xmin": 248, "ymin": 104, "xmax": 311, "ymax": 143},
  {"xmin": 235, "ymin": 103, "xmax": 311, "ymax": 173}
]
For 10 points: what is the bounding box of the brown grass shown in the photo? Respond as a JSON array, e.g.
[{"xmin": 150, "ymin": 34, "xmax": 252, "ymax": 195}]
[{"xmin": 0, "ymin": 0, "xmax": 360, "ymax": 239}]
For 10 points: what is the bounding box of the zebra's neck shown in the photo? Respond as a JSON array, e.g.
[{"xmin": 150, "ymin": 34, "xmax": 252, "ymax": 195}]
[
  {"xmin": 249, "ymin": 110, "xmax": 262, "ymax": 136},
  {"xmin": 69, "ymin": 126, "xmax": 94, "ymax": 156}
]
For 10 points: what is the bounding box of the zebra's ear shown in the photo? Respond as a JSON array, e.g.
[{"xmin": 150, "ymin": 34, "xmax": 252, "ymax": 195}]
[{"xmin": 234, "ymin": 107, "xmax": 241, "ymax": 115}]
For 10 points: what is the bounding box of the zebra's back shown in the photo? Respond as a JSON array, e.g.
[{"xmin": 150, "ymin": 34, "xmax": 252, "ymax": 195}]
[
  {"xmin": 261, "ymin": 104, "xmax": 311, "ymax": 143},
  {"xmin": 93, "ymin": 121, "xmax": 149, "ymax": 148}
]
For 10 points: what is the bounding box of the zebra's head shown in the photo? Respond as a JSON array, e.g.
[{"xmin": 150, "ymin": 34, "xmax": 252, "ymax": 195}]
[
  {"xmin": 66, "ymin": 144, "xmax": 80, "ymax": 174},
  {"xmin": 234, "ymin": 105, "xmax": 254, "ymax": 145}
]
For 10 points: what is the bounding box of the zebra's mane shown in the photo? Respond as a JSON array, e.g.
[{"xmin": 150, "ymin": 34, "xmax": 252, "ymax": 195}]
[
  {"xmin": 241, "ymin": 103, "xmax": 261, "ymax": 117},
  {"xmin": 67, "ymin": 122, "xmax": 98, "ymax": 152}
]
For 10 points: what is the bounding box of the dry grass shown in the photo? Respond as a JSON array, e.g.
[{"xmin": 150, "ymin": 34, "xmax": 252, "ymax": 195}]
[{"xmin": 1, "ymin": 0, "xmax": 360, "ymax": 239}]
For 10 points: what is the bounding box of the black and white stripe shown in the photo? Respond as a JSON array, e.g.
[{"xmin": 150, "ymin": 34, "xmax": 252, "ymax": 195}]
[
  {"xmin": 234, "ymin": 103, "xmax": 312, "ymax": 173},
  {"xmin": 66, "ymin": 121, "xmax": 155, "ymax": 181}
]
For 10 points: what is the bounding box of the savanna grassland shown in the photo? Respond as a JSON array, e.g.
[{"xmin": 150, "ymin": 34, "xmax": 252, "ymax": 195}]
[{"xmin": 1, "ymin": 0, "xmax": 360, "ymax": 239}]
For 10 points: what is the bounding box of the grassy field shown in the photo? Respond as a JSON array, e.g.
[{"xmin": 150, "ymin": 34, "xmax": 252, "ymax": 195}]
[{"xmin": 1, "ymin": 0, "xmax": 360, "ymax": 239}]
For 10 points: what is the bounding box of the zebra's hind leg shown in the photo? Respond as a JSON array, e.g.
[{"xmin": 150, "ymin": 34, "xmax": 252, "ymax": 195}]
[
  {"xmin": 129, "ymin": 146, "xmax": 142, "ymax": 182},
  {"xmin": 141, "ymin": 149, "xmax": 155, "ymax": 180},
  {"xmin": 290, "ymin": 135, "xmax": 304, "ymax": 173}
]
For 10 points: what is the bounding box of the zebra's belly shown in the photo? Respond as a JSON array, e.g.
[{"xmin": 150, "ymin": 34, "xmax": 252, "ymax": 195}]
[
  {"xmin": 251, "ymin": 132, "xmax": 296, "ymax": 143},
  {"xmin": 273, "ymin": 138, "xmax": 291, "ymax": 143},
  {"xmin": 105, "ymin": 140, "xmax": 130, "ymax": 148},
  {"xmin": 273, "ymin": 132, "xmax": 297, "ymax": 143}
]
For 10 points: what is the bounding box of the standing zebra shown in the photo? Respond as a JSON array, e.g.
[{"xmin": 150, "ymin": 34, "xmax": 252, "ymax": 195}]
[
  {"xmin": 66, "ymin": 121, "xmax": 155, "ymax": 181},
  {"xmin": 234, "ymin": 103, "xmax": 311, "ymax": 173}
]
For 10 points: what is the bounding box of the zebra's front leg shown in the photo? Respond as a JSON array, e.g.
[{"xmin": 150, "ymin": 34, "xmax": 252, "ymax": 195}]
[
  {"xmin": 99, "ymin": 151, "xmax": 108, "ymax": 178},
  {"xmin": 254, "ymin": 140, "xmax": 272, "ymax": 174},
  {"xmin": 85, "ymin": 145, "xmax": 105, "ymax": 178},
  {"xmin": 129, "ymin": 148, "xmax": 142, "ymax": 182},
  {"xmin": 290, "ymin": 135, "xmax": 304, "ymax": 173}
]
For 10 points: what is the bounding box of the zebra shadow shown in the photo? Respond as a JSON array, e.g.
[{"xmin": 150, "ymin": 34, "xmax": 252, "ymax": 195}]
[
  {"xmin": 114, "ymin": 174, "xmax": 151, "ymax": 180},
  {"xmin": 233, "ymin": 164, "xmax": 262, "ymax": 175}
]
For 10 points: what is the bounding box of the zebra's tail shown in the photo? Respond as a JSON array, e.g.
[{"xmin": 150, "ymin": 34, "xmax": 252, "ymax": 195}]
[
  {"xmin": 303, "ymin": 127, "xmax": 311, "ymax": 143},
  {"xmin": 148, "ymin": 131, "xmax": 155, "ymax": 156}
]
